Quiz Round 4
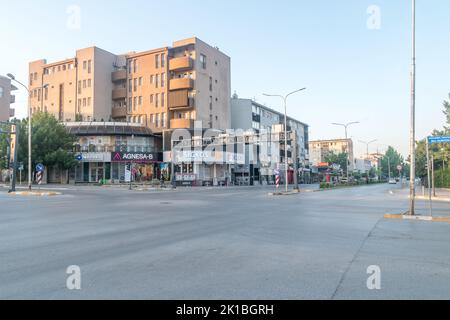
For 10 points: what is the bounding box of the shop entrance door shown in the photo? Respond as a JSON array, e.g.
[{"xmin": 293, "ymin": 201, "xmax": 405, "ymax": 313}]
[{"xmin": 90, "ymin": 163, "xmax": 104, "ymax": 183}]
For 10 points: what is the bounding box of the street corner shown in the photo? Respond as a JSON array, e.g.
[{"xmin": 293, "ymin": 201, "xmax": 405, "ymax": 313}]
[
  {"xmin": 384, "ymin": 213, "xmax": 450, "ymax": 223},
  {"xmin": 8, "ymin": 191, "xmax": 62, "ymax": 197}
]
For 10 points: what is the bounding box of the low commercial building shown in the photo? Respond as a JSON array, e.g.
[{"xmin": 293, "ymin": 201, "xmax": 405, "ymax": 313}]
[
  {"xmin": 64, "ymin": 122, "xmax": 164, "ymax": 184},
  {"xmin": 0, "ymin": 76, "xmax": 16, "ymax": 122}
]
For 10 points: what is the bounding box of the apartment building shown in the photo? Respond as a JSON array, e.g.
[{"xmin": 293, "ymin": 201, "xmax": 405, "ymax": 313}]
[
  {"xmin": 28, "ymin": 37, "xmax": 231, "ymax": 133},
  {"xmin": 231, "ymin": 96, "xmax": 310, "ymax": 184},
  {"xmin": 0, "ymin": 76, "xmax": 16, "ymax": 122},
  {"xmin": 308, "ymin": 139, "xmax": 355, "ymax": 171}
]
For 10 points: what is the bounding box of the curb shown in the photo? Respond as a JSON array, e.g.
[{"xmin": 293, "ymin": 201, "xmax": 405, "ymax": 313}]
[
  {"xmin": 268, "ymin": 190, "xmax": 301, "ymax": 196},
  {"xmin": 8, "ymin": 191, "xmax": 61, "ymax": 197},
  {"xmin": 384, "ymin": 213, "xmax": 450, "ymax": 223}
]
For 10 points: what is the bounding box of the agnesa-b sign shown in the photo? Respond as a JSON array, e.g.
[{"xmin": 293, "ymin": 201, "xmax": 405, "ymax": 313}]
[{"xmin": 111, "ymin": 152, "xmax": 159, "ymax": 163}]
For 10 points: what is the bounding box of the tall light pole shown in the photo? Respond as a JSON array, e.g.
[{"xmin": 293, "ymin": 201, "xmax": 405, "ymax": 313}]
[
  {"xmin": 359, "ymin": 139, "xmax": 377, "ymax": 176},
  {"xmin": 263, "ymin": 88, "xmax": 306, "ymax": 193},
  {"xmin": 332, "ymin": 122, "xmax": 359, "ymax": 182},
  {"xmin": 409, "ymin": 0, "xmax": 417, "ymax": 215},
  {"xmin": 7, "ymin": 73, "xmax": 33, "ymax": 190}
]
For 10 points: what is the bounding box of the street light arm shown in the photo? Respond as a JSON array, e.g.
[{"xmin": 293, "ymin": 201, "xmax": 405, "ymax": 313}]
[
  {"xmin": 286, "ymin": 88, "xmax": 307, "ymax": 100},
  {"xmin": 7, "ymin": 75, "xmax": 30, "ymax": 93}
]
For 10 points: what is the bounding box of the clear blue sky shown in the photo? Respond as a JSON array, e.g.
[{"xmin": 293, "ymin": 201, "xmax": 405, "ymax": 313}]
[{"xmin": 1, "ymin": 0, "xmax": 449, "ymax": 157}]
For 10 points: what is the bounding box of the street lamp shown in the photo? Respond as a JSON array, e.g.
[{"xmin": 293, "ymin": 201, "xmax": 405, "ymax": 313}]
[
  {"xmin": 359, "ymin": 139, "xmax": 377, "ymax": 159},
  {"xmin": 263, "ymin": 88, "xmax": 306, "ymax": 193},
  {"xmin": 7, "ymin": 73, "xmax": 48, "ymax": 191},
  {"xmin": 332, "ymin": 121, "xmax": 360, "ymax": 182},
  {"xmin": 409, "ymin": 0, "xmax": 417, "ymax": 215}
]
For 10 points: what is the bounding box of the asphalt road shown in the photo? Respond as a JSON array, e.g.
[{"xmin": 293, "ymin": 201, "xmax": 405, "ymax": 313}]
[{"xmin": 0, "ymin": 183, "xmax": 449, "ymax": 299}]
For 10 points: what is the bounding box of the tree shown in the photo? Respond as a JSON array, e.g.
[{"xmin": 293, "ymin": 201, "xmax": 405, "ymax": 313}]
[
  {"xmin": 380, "ymin": 146, "xmax": 405, "ymax": 178},
  {"xmin": 324, "ymin": 151, "xmax": 348, "ymax": 173},
  {"xmin": 16, "ymin": 112, "xmax": 77, "ymax": 174},
  {"xmin": 444, "ymin": 93, "xmax": 450, "ymax": 130}
]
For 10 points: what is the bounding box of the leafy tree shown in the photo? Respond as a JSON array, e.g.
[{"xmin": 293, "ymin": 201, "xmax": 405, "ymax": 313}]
[
  {"xmin": 16, "ymin": 112, "xmax": 77, "ymax": 174},
  {"xmin": 324, "ymin": 151, "xmax": 348, "ymax": 173},
  {"xmin": 380, "ymin": 146, "xmax": 405, "ymax": 178}
]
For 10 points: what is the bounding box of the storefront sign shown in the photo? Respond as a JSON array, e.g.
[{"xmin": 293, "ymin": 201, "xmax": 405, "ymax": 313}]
[
  {"xmin": 81, "ymin": 152, "xmax": 111, "ymax": 163},
  {"xmin": 176, "ymin": 173, "xmax": 197, "ymax": 182},
  {"xmin": 111, "ymin": 152, "xmax": 160, "ymax": 163}
]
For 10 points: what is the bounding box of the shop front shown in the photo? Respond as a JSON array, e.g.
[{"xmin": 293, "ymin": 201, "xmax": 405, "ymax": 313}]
[
  {"xmin": 110, "ymin": 151, "xmax": 165, "ymax": 183},
  {"xmin": 73, "ymin": 152, "xmax": 112, "ymax": 183}
]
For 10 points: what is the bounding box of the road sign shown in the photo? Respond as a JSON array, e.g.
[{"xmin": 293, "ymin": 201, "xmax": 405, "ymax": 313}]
[
  {"xmin": 397, "ymin": 165, "xmax": 403, "ymax": 172},
  {"xmin": 18, "ymin": 163, "xmax": 24, "ymax": 171},
  {"xmin": 75, "ymin": 154, "xmax": 83, "ymax": 161},
  {"xmin": 36, "ymin": 163, "xmax": 45, "ymax": 173},
  {"xmin": 36, "ymin": 171, "xmax": 43, "ymax": 185},
  {"xmin": 428, "ymin": 136, "xmax": 450, "ymax": 144},
  {"xmin": 274, "ymin": 169, "xmax": 280, "ymax": 176}
]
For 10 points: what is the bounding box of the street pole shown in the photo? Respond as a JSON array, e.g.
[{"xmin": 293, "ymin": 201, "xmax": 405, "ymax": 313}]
[
  {"xmin": 387, "ymin": 157, "xmax": 391, "ymax": 180},
  {"xmin": 431, "ymin": 154, "xmax": 435, "ymax": 197},
  {"xmin": 7, "ymin": 74, "xmax": 33, "ymax": 191},
  {"xmin": 332, "ymin": 122, "xmax": 359, "ymax": 183},
  {"xmin": 263, "ymin": 88, "xmax": 306, "ymax": 193},
  {"xmin": 426, "ymin": 138, "xmax": 433, "ymax": 216},
  {"xmin": 293, "ymin": 131, "xmax": 299, "ymax": 191},
  {"xmin": 409, "ymin": 0, "xmax": 416, "ymax": 216}
]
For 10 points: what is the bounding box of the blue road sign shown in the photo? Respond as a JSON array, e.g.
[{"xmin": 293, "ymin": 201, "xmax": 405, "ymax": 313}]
[
  {"xmin": 36, "ymin": 163, "xmax": 45, "ymax": 172},
  {"xmin": 76, "ymin": 154, "xmax": 83, "ymax": 161},
  {"xmin": 428, "ymin": 136, "xmax": 450, "ymax": 144}
]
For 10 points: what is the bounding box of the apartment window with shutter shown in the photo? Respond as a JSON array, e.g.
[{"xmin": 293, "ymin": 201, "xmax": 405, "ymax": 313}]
[
  {"xmin": 161, "ymin": 54, "xmax": 165, "ymax": 68},
  {"xmin": 88, "ymin": 60, "xmax": 92, "ymax": 73},
  {"xmin": 161, "ymin": 73, "xmax": 165, "ymax": 87},
  {"xmin": 155, "ymin": 75, "xmax": 159, "ymax": 88},
  {"xmin": 134, "ymin": 78, "xmax": 137, "ymax": 91},
  {"xmin": 133, "ymin": 59, "xmax": 137, "ymax": 73},
  {"xmin": 150, "ymin": 94, "xmax": 154, "ymax": 104},
  {"xmin": 155, "ymin": 94, "xmax": 159, "ymax": 108},
  {"xmin": 161, "ymin": 93, "xmax": 165, "ymax": 107},
  {"xmin": 155, "ymin": 55, "xmax": 160, "ymax": 68}
]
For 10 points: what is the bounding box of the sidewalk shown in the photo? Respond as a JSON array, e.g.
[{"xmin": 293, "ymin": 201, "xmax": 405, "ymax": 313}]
[{"xmin": 417, "ymin": 188, "xmax": 450, "ymax": 202}]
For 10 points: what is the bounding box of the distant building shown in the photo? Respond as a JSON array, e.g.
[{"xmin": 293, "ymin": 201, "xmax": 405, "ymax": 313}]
[
  {"xmin": 0, "ymin": 76, "xmax": 16, "ymax": 122},
  {"xmin": 353, "ymin": 158, "xmax": 372, "ymax": 174},
  {"xmin": 308, "ymin": 139, "xmax": 354, "ymax": 171}
]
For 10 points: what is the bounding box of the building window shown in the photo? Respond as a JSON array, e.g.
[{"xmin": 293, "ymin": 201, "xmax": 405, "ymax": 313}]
[
  {"xmin": 156, "ymin": 113, "xmax": 160, "ymax": 127},
  {"xmin": 139, "ymin": 96, "xmax": 142, "ymax": 106},
  {"xmin": 78, "ymin": 81, "xmax": 82, "ymax": 94},
  {"xmin": 88, "ymin": 60, "xmax": 92, "ymax": 73},
  {"xmin": 128, "ymin": 61, "xmax": 132, "ymax": 74},
  {"xmin": 150, "ymin": 75, "xmax": 154, "ymax": 85},
  {"xmin": 161, "ymin": 54, "xmax": 166, "ymax": 68},
  {"xmin": 155, "ymin": 94, "xmax": 159, "ymax": 108},
  {"xmin": 134, "ymin": 78, "xmax": 137, "ymax": 91},
  {"xmin": 200, "ymin": 54, "xmax": 207, "ymax": 69},
  {"xmin": 88, "ymin": 79, "xmax": 91, "ymax": 87},
  {"xmin": 161, "ymin": 73, "xmax": 165, "ymax": 87},
  {"xmin": 83, "ymin": 98, "xmax": 86, "ymax": 107},
  {"xmin": 88, "ymin": 97, "xmax": 91, "ymax": 106},
  {"xmin": 128, "ymin": 98, "xmax": 132, "ymax": 112},
  {"xmin": 133, "ymin": 59, "xmax": 137, "ymax": 73},
  {"xmin": 209, "ymin": 77, "xmax": 212, "ymax": 91},
  {"xmin": 139, "ymin": 77, "xmax": 143, "ymax": 86},
  {"xmin": 133, "ymin": 97, "xmax": 137, "ymax": 110},
  {"xmin": 83, "ymin": 61, "xmax": 87, "ymax": 70},
  {"xmin": 83, "ymin": 80, "xmax": 86, "ymax": 89},
  {"xmin": 0, "ymin": 86, "xmax": 3, "ymax": 98},
  {"xmin": 161, "ymin": 93, "xmax": 165, "ymax": 107},
  {"xmin": 155, "ymin": 55, "xmax": 160, "ymax": 68},
  {"xmin": 150, "ymin": 114, "xmax": 154, "ymax": 124},
  {"xmin": 128, "ymin": 79, "xmax": 132, "ymax": 92},
  {"xmin": 155, "ymin": 74, "xmax": 159, "ymax": 88},
  {"xmin": 150, "ymin": 94, "xmax": 154, "ymax": 104}
]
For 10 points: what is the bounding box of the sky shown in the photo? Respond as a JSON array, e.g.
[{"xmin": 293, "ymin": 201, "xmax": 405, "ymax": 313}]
[{"xmin": 1, "ymin": 0, "xmax": 449, "ymax": 158}]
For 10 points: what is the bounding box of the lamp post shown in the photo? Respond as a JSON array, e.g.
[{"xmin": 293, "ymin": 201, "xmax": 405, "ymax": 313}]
[
  {"xmin": 332, "ymin": 122, "xmax": 359, "ymax": 182},
  {"xmin": 409, "ymin": 0, "xmax": 417, "ymax": 216},
  {"xmin": 7, "ymin": 74, "xmax": 48, "ymax": 191},
  {"xmin": 7, "ymin": 74, "xmax": 33, "ymax": 190},
  {"xmin": 263, "ymin": 88, "xmax": 306, "ymax": 193},
  {"xmin": 359, "ymin": 139, "xmax": 377, "ymax": 177}
]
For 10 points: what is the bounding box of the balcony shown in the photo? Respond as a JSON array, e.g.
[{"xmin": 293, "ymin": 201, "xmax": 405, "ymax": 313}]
[
  {"xmin": 170, "ymin": 118, "xmax": 194, "ymax": 129},
  {"xmin": 112, "ymin": 106, "xmax": 127, "ymax": 119},
  {"xmin": 111, "ymin": 69, "xmax": 127, "ymax": 82},
  {"xmin": 170, "ymin": 78, "xmax": 194, "ymax": 91},
  {"xmin": 168, "ymin": 90, "xmax": 195, "ymax": 110},
  {"xmin": 169, "ymin": 56, "xmax": 193, "ymax": 71},
  {"xmin": 112, "ymin": 88, "xmax": 127, "ymax": 100}
]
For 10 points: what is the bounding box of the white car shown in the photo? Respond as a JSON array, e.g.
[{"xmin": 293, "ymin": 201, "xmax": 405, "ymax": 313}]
[{"xmin": 389, "ymin": 179, "xmax": 397, "ymax": 184}]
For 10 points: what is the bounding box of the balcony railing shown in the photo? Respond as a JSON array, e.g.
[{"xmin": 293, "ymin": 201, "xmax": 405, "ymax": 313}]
[
  {"xmin": 112, "ymin": 88, "xmax": 127, "ymax": 100},
  {"xmin": 169, "ymin": 56, "xmax": 193, "ymax": 71},
  {"xmin": 111, "ymin": 69, "xmax": 127, "ymax": 82},
  {"xmin": 112, "ymin": 106, "xmax": 127, "ymax": 118},
  {"xmin": 170, "ymin": 118, "xmax": 194, "ymax": 129},
  {"xmin": 169, "ymin": 78, "xmax": 194, "ymax": 91},
  {"xmin": 168, "ymin": 89, "xmax": 195, "ymax": 110}
]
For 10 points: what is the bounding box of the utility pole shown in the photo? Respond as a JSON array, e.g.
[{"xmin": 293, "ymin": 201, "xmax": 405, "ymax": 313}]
[
  {"xmin": 263, "ymin": 88, "xmax": 307, "ymax": 193},
  {"xmin": 408, "ymin": 0, "xmax": 417, "ymax": 216},
  {"xmin": 332, "ymin": 122, "xmax": 359, "ymax": 183},
  {"xmin": 431, "ymin": 154, "xmax": 436, "ymax": 197}
]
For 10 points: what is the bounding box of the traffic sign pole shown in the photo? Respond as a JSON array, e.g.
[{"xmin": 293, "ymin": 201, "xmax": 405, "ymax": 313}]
[{"xmin": 426, "ymin": 138, "xmax": 433, "ymax": 217}]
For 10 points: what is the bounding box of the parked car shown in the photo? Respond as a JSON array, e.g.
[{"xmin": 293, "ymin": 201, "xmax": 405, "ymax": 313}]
[{"xmin": 389, "ymin": 178, "xmax": 397, "ymax": 184}]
